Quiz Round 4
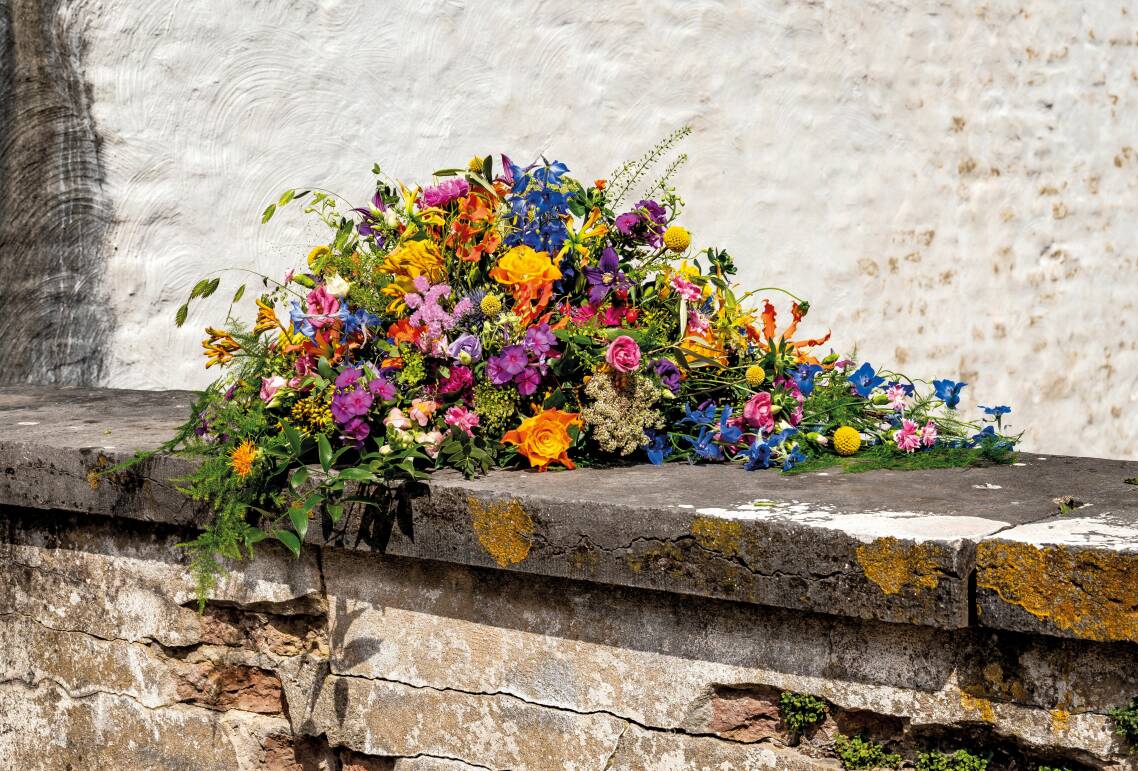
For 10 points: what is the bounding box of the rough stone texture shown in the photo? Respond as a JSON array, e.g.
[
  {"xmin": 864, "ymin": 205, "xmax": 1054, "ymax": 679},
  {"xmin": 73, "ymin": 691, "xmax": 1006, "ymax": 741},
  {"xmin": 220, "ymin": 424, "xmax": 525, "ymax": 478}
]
[{"xmin": 3, "ymin": 386, "xmax": 1137, "ymax": 642}]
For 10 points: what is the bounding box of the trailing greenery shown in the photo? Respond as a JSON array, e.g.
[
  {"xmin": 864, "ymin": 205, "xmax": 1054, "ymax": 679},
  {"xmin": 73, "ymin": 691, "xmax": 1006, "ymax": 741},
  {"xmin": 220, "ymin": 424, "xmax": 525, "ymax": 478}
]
[
  {"xmin": 785, "ymin": 442, "xmax": 1016, "ymax": 476},
  {"xmin": 915, "ymin": 749, "xmax": 989, "ymax": 771},
  {"xmin": 778, "ymin": 691, "xmax": 828, "ymax": 733},
  {"xmin": 834, "ymin": 734, "xmax": 902, "ymax": 770},
  {"xmin": 1109, "ymin": 697, "xmax": 1138, "ymax": 749}
]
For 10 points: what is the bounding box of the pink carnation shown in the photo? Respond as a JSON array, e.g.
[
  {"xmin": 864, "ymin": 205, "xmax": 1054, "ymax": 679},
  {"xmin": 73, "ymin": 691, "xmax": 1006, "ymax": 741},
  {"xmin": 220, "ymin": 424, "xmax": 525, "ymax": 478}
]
[
  {"xmin": 743, "ymin": 391, "xmax": 775, "ymax": 433},
  {"xmin": 921, "ymin": 419, "xmax": 938, "ymax": 447},
  {"xmin": 894, "ymin": 419, "xmax": 921, "ymax": 453},
  {"xmin": 671, "ymin": 275, "xmax": 702, "ymax": 302},
  {"xmin": 605, "ymin": 335, "xmax": 642, "ymax": 373},
  {"xmin": 885, "ymin": 384, "xmax": 909, "ymax": 411},
  {"xmin": 444, "ymin": 406, "xmax": 480, "ymax": 436}
]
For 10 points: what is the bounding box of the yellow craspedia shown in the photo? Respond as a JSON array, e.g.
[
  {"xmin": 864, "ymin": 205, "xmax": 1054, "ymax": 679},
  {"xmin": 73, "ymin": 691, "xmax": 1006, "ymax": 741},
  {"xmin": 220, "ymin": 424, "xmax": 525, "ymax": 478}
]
[
  {"xmin": 468, "ymin": 155, "xmax": 484, "ymax": 172},
  {"xmin": 663, "ymin": 226, "xmax": 691, "ymax": 253},
  {"xmin": 833, "ymin": 426, "xmax": 861, "ymax": 456},
  {"xmin": 480, "ymin": 293, "xmax": 503, "ymax": 317},
  {"xmin": 307, "ymin": 245, "xmax": 330, "ymax": 269},
  {"xmin": 745, "ymin": 365, "xmax": 766, "ymax": 388}
]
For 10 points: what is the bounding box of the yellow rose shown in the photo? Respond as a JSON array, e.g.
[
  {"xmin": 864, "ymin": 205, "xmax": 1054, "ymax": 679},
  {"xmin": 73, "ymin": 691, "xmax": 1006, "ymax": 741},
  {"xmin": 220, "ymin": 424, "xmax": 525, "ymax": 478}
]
[
  {"xmin": 502, "ymin": 409, "xmax": 581, "ymax": 471},
  {"xmin": 490, "ymin": 245, "xmax": 561, "ymax": 288}
]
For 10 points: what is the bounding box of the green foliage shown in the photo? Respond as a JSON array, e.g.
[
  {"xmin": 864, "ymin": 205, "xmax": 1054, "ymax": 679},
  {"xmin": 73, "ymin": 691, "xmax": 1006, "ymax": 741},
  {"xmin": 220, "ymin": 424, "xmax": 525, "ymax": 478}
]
[
  {"xmin": 607, "ymin": 124, "xmax": 691, "ymax": 206},
  {"xmin": 915, "ymin": 749, "xmax": 989, "ymax": 771},
  {"xmin": 834, "ymin": 735, "xmax": 902, "ymax": 770},
  {"xmin": 1036, "ymin": 766, "xmax": 1075, "ymax": 771},
  {"xmin": 778, "ymin": 691, "xmax": 828, "ymax": 733},
  {"xmin": 1109, "ymin": 697, "xmax": 1138, "ymax": 749},
  {"xmin": 786, "ymin": 444, "xmax": 1016, "ymax": 476}
]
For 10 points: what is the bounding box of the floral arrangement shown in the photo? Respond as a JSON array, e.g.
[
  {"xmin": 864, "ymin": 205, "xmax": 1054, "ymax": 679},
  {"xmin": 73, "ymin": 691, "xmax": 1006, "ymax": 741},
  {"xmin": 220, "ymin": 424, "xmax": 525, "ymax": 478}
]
[{"xmin": 154, "ymin": 128, "xmax": 1017, "ymax": 599}]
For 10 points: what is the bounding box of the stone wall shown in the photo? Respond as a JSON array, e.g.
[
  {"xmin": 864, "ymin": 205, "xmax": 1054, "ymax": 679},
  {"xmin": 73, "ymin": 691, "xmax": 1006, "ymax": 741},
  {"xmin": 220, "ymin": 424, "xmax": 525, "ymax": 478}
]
[
  {"xmin": 0, "ymin": 386, "xmax": 1137, "ymax": 769},
  {"xmin": 0, "ymin": 2, "xmax": 1137, "ymax": 458}
]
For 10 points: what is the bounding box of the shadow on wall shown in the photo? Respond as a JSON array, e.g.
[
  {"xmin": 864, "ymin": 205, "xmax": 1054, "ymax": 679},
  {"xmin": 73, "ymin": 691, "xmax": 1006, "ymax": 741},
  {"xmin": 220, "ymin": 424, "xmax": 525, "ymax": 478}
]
[{"xmin": 0, "ymin": 0, "xmax": 113, "ymax": 385}]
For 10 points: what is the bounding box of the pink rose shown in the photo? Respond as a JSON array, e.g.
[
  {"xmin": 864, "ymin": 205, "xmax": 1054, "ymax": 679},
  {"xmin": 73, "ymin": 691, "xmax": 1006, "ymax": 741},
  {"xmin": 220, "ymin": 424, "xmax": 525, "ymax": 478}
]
[
  {"xmin": 259, "ymin": 375, "xmax": 285, "ymax": 403},
  {"xmin": 605, "ymin": 335, "xmax": 641, "ymax": 373},
  {"xmin": 743, "ymin": 391, "xmax": 775, "ymax": 433}
]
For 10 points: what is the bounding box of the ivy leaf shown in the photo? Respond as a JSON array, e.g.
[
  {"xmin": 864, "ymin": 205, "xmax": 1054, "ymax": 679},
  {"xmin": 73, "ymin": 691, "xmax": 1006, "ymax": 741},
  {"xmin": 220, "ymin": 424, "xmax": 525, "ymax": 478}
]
[
  {"xmin": 174, "ymin": 303, "xmax": 189, "ymax": 327},
  {"xmin": 317, "ymin": 356, "xmax": 334, "ymax": 380},
  {"xmin": 273, "ymin": 529, "xmax": 301, "ymax": 557},
  {"xmin": 262, "ymin": 203, "xmax": 277, "ymax": 223},
  {"xmin": 280, "ymin": 422, "xmax": 302, "ymax": 455},
  {"xmin": 317, "ymin": 434, "xmax": 332, "ymax": 473}
]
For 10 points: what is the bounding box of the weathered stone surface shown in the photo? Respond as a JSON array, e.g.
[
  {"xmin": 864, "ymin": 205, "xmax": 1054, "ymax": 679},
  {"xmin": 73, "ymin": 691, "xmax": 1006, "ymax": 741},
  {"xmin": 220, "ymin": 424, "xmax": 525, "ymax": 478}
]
[
  {"xmin": 306, "ymin": 676, "xmax": 626, "ymax": 771},
  {"xmin": 606, "ymin": 725, "xmax": 836, "ymax": 770}
]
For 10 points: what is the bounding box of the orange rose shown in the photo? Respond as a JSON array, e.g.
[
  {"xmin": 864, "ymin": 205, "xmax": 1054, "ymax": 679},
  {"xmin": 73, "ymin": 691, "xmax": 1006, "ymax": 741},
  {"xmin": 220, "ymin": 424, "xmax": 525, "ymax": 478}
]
[
  {"xmin": 502, "ymin": 409, "xmax": 581, "ymax": 471},
  {"xmin": 489, "ymin": 245, "xmax": 561, "ymax": 288}
]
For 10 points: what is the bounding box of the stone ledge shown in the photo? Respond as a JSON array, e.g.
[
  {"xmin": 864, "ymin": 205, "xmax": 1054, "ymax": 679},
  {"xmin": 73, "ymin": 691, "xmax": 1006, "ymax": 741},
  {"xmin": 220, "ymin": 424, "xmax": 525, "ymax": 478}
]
[{"xmin": 1, "ymin": 386, "xmax": 1135, "ymax": 641}]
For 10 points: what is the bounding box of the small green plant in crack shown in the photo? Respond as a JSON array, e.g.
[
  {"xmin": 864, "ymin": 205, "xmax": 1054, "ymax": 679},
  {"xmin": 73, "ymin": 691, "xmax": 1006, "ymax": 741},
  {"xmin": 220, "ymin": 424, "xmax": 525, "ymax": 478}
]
[
  {"xmin": 916, "ymin": 749, "xmax": 989, "ymax": 771},
  {"xmin": 779, "ymin": 690, "xmax": 829, "ymax": 733},
  {"xmin": 1109, "ymin": 697, "xmax": 1138, "ymax": 750},
  {"xmin": 1036, "ymin": 766, "xmax": 1075, "ymax": 771},
  {"xmin": 834, "ymin": 734, "xmax": 902, "ymax": 770}
]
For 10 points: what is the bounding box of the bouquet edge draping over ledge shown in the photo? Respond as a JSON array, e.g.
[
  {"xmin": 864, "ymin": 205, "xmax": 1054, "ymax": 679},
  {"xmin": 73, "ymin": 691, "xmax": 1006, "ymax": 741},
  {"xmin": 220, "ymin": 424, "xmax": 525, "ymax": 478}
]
[{"xmin": 112, "ymin": 128, "xmax": 1019, "ymax": 604}]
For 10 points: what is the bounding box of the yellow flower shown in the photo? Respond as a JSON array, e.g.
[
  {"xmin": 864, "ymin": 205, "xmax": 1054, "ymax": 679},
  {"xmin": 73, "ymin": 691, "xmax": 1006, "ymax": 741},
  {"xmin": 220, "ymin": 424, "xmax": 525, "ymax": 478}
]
[
  {"xmin": 307, "ymin": 245, "xmax": 330, "ymax": 269},
  {"xmin": 254, "ymin": 298, "xmax": 281, "ymax": 335},
  {"xmin": 502, "ymin": 409, "xmax": 581, "ymax": 471},
  {"xmin": 380, "ymin": 240, "xmax": 445, "ymax": 312},
  {"xmin": 202, "ymin": 327, "xmax": 240, "ymax": 368},
  {"xmin": 468, "ymin": 155, "xmax": 485, "ymax": 172},
  {"xmin": 745, "ymin": 365, "xmax": 766, "ymax": 387},
  {"xmin": 480, "ymin": 293, "xmax": 503, "ymax": 317},
  {"xmin": 833, "ymin": 426, "xmax": 861, "ymax": 456},
  {"xmin": 663, "ymin": 226, "xmax": 691, "ymax": 253},
  {"xmin": 229, "ymin": 440, "xmax": 259, "ymax": 477},
  {"xmin": 489, "ymin": 245, "xmax": 561, "ymax": 288}
]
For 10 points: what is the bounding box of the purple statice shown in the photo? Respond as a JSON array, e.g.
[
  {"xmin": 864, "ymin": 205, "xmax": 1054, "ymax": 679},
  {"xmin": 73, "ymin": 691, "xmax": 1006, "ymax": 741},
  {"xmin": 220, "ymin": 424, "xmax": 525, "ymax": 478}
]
[
  {"xmin": 652, "ymin": 358, "xmax": 682, "ymax": 394},
  {"xmin": 448, "ymin": 333, "xmax": 483, "ymax": 363},
  {"xmin": 583, "ymin": 247, "xmax": 630, "ymax": 305},
  {"xmin": 614, "ymin": 199, "xmax": 667, "ymax": 247},
  {"xmin": 420, "ymin": 178, "xmax": 470, "ymax": 208},
  {"xmin": 523, "ymin": 323, "xmax": 557, "ymax": 357},
  {"xmin": 487, "ymin": 345, "xmax": 529, "ymax": 385}
]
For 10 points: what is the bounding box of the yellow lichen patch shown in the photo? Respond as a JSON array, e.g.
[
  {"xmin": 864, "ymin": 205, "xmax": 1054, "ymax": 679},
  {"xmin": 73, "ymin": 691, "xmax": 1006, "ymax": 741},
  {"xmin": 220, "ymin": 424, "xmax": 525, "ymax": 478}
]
[
  {"xmin": 690, "ymin": 516, "xmax": 744, "ymax": 555},
  {"xmin": 855, "ymin": 537, "xmax": 943, "ymax": 595},
  {"xmin": 976, "ymin": 541, "xmax": 1138, "ymax": 642},
  {"xmin": 1050, "ymin": 708, "xmax": 1070, "ymax": 733},
  {"xmin": 959, "ymin": 692, "xmax": 996, "ymax": 724},
  {"xmin": 468, "ymin": 496, "xmax": 533, "ymax": 567}
]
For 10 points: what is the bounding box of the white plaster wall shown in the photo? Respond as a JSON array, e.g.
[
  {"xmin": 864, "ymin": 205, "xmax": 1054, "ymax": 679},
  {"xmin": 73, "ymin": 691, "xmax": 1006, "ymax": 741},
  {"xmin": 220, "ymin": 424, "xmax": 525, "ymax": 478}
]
[{"xmin": 80, "ymin": 0, "xmax": 1138, "ymax": 459}]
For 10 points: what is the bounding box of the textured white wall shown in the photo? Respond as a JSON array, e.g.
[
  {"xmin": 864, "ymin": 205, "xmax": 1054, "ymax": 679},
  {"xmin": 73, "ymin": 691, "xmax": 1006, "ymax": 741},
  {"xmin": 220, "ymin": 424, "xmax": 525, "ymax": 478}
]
[{"xmin": 83, "ymin": 0, "xmax": 1138, "ymax": 458}]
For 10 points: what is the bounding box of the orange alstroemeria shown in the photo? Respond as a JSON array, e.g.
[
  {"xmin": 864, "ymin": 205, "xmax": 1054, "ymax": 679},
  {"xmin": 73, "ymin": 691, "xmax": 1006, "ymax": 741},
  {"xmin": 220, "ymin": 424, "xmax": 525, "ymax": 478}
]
[
  {"xmin": 489, "ymin": 245, "xmax": 562, "ymax": 325},
  {"xmin": 501, "ymin": 409, "xmax": 581, "ymax": 471}
]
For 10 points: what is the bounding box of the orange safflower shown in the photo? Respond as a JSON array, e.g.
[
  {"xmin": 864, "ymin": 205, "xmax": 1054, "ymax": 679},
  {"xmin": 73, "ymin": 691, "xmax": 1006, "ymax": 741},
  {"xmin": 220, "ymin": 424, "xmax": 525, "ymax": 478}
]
[
  {"xmin": 229, "ymin": 440, "xmax": 258, "ymax": 478},
  {"xmin": 501, "ymin": 409, "xmax": 581, "ymax": 471}
]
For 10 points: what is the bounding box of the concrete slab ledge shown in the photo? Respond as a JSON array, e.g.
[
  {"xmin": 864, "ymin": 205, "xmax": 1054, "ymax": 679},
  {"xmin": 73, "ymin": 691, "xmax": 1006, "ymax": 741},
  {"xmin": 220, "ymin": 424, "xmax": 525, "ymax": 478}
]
[{"xmin": 0, "ymin": 386, "xmax": 1135, "ymax": 641}]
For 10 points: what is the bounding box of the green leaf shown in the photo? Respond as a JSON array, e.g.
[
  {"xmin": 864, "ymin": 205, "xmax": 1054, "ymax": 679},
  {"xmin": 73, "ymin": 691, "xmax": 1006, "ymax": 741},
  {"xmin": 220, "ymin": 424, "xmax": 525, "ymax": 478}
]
[
  {"xmin": 174, "ymin": 304, "xmax": 189, "ymax": 327},
  {"xmin": 288, "ymin": 504, "xmax": 309, "ymax": 542},
  {"xmin": 289, "ymin": 465, "xmax": 309, "ymax": 491},
  {"xmin": 273, "ymin": 529, "xmax": 301, "ymax": 557},
  {"xmin": 317, "ymin": 434, "xmax": 332, "ymax": 473},
  {"xmin": 231, "ymin": 284, "xmax": 246, "ymax": 303},
  {"xmin": 278, "ymin": 189, "xmax": 295, "ymax": 207},
  {"xmin": 317, "ymin": 356, "xmax": 334, "ymax": 379},
  {"xmin": 281, "ymin": 421, "xmax": 302, "ymax": 454},
  {"xmin": 200, "ymin": 277, "xmax": 221, "ymax": 298},
  {"xmin": 432, "ymin": 167, "xmax": 462, "ymax": 177},
  {"xmin": 189, "ymin": 279, "xmax": 212, "ymax": 299},
  {"xmin": 336, "ymin": 467, "xmax": 376, "ymax": 482},
  {"xmin": 244, "ymin": 527, "xmax": 268, "ymax": 546},
  {"xmin": 326, "ymin": 502, "xmax": 344, "ymax": 523},
  {"xmin": 262, "ymin": 203, "xmax": 277, "ymax": 223}
]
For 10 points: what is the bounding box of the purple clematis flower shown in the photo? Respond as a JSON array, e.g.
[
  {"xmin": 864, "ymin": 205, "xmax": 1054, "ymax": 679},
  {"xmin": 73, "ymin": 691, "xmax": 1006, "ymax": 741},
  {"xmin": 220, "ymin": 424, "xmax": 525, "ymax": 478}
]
[
  {"xmin": 652, "ymin": 358, "xmax": 682, "ymax": 394},
  {"xmin": 351, "ymin": 192, "xmax": 387, "ymax": 241},
  {"xmin": 583, "ymin": 247, "xmax": 630, "ymax": 305}
]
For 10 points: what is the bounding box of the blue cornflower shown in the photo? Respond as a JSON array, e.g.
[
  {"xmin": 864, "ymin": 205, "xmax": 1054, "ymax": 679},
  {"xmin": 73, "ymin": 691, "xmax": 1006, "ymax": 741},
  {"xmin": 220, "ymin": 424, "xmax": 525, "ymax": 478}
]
[
  {"xmin": 743, "ymin": 439, "xmax": 774, "ymax": 471},
  {"xmin": 683, "ymin": 426, "xmax": 723, "ymax": 461},
  {"xmin": 980, "ymin": 405, "xmax": 1011, "ymax": 418},
  {"xmin": 790, "ymin": 364, "xmax": 823, "ymax": 397},
  {"xmin": 849, "ymin": 362, "xmax": 885, "ymax": 398},
  {"xmin": 781, "ymin": 445, "xmax": 807, "ymax": 471},
  {"xmin": 933, "ymin": 379, "xmax": 967, "ymax": 409},
  {"xmin": 643, "ymin": 430, "xmax": 672, "ymax": 466},
  {"xmin": 681, "ymin": 402, "xmax": 719, "ymax": 427}
]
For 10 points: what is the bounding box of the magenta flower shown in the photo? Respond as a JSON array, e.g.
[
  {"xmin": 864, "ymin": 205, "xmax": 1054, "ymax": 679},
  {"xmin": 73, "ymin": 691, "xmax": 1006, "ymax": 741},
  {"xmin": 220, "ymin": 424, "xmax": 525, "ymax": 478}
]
[
  {"xmin": 331, "ymin": 388, "xmax": 373, "ymax": 424},
  {"xmin": 885, "ymin": 384, "xmax": 909, "ymax": 411},
  {"xmin": 921, "ymin": 420, "xmax": 938, "ymax": 447},
  {"xmin": 444, "ymin": 406, "xmax": 480, "ymax": 436},
  {"xmin": 614, "ymin": 199, "xmax": 667, "ymax": 247},
  {"xmin": 894, "ymin": 419, "xmax": 921, "ymax": 453},
  {"xmin": 367, "ymin": 377, "xmax": 396, "ymax": 401},
  {"xmin": 743, "ymin": 391, "xmax": 775, "ymax": 433},
  {"xmin": 420, "ymin": 178, "xmax": 470, "ymax": 208},
  {"xmin": 670, "ymin": 275, "xmax": 701, "ymax": 302},
  {"xmin": 605, "ymin": 335, "xmax": 642, "ymax": 372},
  {"xmin": 259, "ymin": 376, "xmax": 285, "ymax": 403},
  {"xmin": 438, "ymin": 365, "xmax": 473, "ymax": 395},
  {"xmin": 514, "ymin": 366, "xmax": 541, "ymax": 396}
]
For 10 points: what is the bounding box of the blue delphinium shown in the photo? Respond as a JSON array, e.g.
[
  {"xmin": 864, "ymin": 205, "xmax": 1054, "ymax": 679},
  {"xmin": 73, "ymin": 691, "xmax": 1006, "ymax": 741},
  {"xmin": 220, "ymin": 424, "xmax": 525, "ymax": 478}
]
[
  {"xmin": 790, "ymin": 364, "xmax": 823, "ymax": 397},
  {"xmin": 849, "ymin": 362, "xmax": 885, "ymax": 398},
  {"xmin": 643, "ymin": 429, "xmax": 672, "ymax": 465},
  {"xmin": 681, "ymin": 402, "xmax": 719, "ymax": 427},
  {"xmin": 932, "ymin": 378, "xmax": 967, "ymax": 409},
  {"xmin": 683, "ymin": 426, "xmax": 723, "ymax": 461}
]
